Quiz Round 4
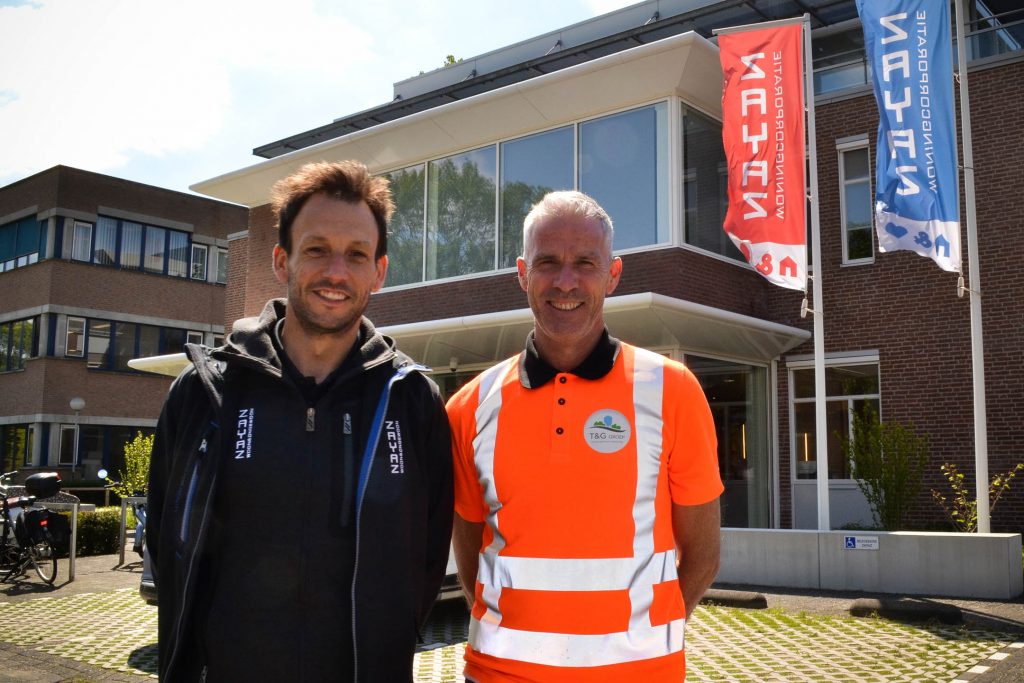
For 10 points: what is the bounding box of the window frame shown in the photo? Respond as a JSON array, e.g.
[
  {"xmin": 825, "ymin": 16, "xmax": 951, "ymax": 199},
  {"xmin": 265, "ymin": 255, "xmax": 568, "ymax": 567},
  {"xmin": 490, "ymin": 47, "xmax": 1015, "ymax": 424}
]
[
  {"xmin": 214, "ymin": 247, "xmax": 228, "ymax": 284},
  {"xmin": 787, "ymin": 356, "xmax": 881, "ymax": 483},
  {"xmin": 837, "ymin": 137, "xmax": 875, "ymax": 266},
  {"xmin": 378, "ymin": 99, "xmax": 673, "ymax": 290},
  {"xmin": 58, "ymin": 424, "xmax": 77, "ymax": 466},
  {"xmin": 65, "ymin": 316, "xmax": 86, "ymax": 357},
  {"xmin": 71, "ymin": 220, "xmax": 93, "ymax": 262},
  {"xmin": 191, "ymin": 243, "xmax": 209, "ymax": 281}
]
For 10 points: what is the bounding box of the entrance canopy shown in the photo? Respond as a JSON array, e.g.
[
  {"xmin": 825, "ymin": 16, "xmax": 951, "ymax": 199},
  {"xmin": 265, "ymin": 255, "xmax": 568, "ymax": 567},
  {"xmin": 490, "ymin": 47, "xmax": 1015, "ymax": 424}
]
[{"xmin": 381, "ymin": 292, "xmax": 809, "ymax": 370}]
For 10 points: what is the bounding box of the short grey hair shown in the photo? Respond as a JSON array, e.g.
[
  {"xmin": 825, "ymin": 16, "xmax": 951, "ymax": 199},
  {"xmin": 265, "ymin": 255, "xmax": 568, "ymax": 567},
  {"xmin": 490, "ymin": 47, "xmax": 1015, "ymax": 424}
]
[{"xmin": 522, "ymin": 191, "xmax": 614, "ymax": 258}]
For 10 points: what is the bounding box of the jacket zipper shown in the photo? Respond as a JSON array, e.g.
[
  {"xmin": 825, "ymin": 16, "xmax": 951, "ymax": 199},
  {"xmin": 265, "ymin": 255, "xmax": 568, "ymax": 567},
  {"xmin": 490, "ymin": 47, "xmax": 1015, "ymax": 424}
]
[
  {"xmin": 350, "ymin": 364, "xmax": 423, "ymax": 682},
  {"xmin": 167, "ymin": 422, "xmax": 217, "ymax": 682},
  {"xmin": 340, "ymin": 413, "xmax": 354, "ymax": 528}
]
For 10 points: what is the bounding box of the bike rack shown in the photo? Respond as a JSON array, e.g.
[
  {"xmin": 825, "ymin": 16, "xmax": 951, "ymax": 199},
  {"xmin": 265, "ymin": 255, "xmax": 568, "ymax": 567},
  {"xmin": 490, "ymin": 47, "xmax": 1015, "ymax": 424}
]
[
  {"xmin": 44, "ymin": 501, "xmax": 96, "ymax": 581},
  {"xmin": 117, "ymin": 496, "xmax": 147, "ymax": 567}
]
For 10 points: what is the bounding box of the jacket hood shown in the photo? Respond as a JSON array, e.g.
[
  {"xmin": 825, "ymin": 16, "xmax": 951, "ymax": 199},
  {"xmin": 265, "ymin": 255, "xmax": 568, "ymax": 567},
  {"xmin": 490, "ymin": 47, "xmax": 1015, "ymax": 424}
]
[{"xmin": 187, "ymin": 298, "xmax": 404, "ymax": 385}]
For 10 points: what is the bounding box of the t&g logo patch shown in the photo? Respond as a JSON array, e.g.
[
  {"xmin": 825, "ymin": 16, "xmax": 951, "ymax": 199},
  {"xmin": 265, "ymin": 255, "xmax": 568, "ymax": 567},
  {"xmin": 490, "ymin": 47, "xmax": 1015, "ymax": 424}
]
[{"xmin": 583, "ymin": 409, "xmax": 631, "ymax": 454}]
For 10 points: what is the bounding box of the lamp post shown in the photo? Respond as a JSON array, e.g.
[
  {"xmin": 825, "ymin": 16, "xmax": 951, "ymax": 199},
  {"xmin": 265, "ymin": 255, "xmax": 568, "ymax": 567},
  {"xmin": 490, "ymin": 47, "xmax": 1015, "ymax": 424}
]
[{"xmin": 69, "ymin": 397, "xmax": 85, "ymax": 478}]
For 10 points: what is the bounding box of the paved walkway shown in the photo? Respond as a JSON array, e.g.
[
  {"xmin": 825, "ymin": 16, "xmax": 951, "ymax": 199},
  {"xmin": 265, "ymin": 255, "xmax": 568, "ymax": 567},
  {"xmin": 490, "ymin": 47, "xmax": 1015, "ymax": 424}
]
[{"xmin": 1, "ymin": 553, "xmax": 1022, "ymax": 682}]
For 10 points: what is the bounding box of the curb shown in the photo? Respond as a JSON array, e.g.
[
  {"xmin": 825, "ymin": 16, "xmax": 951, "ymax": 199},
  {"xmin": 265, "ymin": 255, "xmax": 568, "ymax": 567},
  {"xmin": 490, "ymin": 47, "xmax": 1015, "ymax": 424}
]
[
  {"xmin": 701, "ymin": 589, "xmax": 768, "ymax": 609},
  {"xmin": 849, "ymin": 597, "xmax": 963, "ymax": 624}
]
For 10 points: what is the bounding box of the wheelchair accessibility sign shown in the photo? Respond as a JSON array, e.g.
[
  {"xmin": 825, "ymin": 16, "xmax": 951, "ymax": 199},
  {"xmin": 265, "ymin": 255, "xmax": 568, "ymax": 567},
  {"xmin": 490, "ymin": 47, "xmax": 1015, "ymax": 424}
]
[{"xmin": 844, "ymin": 535, "xmax": 879, "ymax": 551}]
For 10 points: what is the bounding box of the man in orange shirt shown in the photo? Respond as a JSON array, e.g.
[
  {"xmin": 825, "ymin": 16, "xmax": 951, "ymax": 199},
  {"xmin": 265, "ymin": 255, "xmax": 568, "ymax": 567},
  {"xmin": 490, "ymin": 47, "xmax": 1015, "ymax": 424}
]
[{"xmin": 447, "ymin": 191, "xmax": 723, "ymax": 682}]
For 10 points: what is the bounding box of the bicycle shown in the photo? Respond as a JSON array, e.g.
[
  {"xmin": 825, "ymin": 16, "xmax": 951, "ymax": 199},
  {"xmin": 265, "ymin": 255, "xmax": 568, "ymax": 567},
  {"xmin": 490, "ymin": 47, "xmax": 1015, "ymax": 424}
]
[{"xmin": 1, "ymin": 470, "xmax": 62, "ymax": 585}]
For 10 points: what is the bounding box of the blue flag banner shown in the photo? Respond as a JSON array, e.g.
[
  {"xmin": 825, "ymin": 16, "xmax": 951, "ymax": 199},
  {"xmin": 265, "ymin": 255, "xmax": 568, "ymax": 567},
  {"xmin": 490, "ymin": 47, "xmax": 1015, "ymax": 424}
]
[{"xmin": 856, "ymin": 0, "xmax": 961, "ymax": 272}]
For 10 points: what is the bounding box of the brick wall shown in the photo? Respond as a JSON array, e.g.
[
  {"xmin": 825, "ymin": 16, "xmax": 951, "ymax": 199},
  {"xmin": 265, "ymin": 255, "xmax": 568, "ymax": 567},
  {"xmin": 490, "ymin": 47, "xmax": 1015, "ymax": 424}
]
[
  {"xmin": 225, "ymin": 234, "xmax": 249, "ymax": 331},
  {"xmin": 769, "ymin": 60, "xmax": 1024, "ymax": 531}
]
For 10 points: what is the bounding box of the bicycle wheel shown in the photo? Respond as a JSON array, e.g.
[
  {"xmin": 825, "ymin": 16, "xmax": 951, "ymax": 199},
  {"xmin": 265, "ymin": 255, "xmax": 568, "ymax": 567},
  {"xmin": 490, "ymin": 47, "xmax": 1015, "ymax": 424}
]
[{"xmin": 27, "ymin": 539, "xmax": 57, "ymax": 584}]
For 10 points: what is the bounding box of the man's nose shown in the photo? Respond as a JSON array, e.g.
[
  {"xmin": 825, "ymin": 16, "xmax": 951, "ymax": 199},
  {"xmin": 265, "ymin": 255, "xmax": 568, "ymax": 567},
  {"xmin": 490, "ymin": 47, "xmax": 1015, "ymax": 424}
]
[
  {"xmin": 552, "ymin": 262, "xmax": 578, "ymax": 290},
  {"xmin": 322, "ymin": 253, "xmax": 349, "ymax": 280}
]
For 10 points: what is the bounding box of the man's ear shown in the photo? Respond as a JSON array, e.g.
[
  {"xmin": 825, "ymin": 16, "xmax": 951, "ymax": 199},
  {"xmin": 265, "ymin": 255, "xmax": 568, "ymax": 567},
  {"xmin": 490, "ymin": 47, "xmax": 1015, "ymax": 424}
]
[
  {"xmin": 606, "ymin": 256, "xmax": 623, "ymax": 295},
  {"xmin": 516, "ymin": 257, "xmax": 528, "ymax": 293},
  {"xmin": 272, "ymin": 245, "xmax": 288, "ymax": 285},
  {"xmin": 372, "ymin": 255, "xmax": 388, "ymax": 293}
]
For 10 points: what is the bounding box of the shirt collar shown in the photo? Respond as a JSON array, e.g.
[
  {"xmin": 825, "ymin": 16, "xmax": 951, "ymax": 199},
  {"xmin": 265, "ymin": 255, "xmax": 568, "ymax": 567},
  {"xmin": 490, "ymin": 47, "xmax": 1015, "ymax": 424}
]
[{"xmin": 518, "ymin": 328, "xmax": 621, "ymax": 389}]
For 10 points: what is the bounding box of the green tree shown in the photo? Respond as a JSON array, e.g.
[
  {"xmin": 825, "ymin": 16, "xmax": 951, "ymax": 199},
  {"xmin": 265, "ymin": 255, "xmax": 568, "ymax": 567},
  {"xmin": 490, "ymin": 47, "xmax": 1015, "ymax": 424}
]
[
  {"xmin": 105, "ymin": 431, "xmax": 152, "ymax": 498},
  {"xmin": 841, "ymin": 404, "xmax": 929, "ymax": 530}
]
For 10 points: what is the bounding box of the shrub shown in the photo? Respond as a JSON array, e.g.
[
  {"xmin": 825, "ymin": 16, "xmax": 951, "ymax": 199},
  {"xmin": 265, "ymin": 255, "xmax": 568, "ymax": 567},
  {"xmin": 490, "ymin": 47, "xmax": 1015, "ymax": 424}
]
[
  {"xmin": 48, "ymin": 507, "xmax": 124, "ymax": 557},
  {"xmin": 931, "ymin": 462, "xmax": 1024, "ymax": 533},
  {"xmin": 840, "ymin": 403, "xmax": 929, "ymax": 531},
  {"xmin": 106, "ymin": 432, "xmax": 152, "ymax": 498}
]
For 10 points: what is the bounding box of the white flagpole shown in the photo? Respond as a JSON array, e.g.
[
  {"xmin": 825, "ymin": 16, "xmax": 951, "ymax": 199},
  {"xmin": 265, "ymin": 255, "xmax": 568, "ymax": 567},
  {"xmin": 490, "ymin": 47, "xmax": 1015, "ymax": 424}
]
[
  {"xmin": 801, "ymin": 14, "xmax": 830, "ymax": 531},
  {"xmin": 953, "ymin": 0, "xmax": 989, "ymax": 533}
]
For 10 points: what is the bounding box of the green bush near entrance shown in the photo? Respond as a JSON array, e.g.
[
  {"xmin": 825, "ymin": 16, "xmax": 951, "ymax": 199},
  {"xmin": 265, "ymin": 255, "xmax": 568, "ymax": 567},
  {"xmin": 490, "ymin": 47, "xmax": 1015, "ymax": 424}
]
[{"xmin": 49, "ymin": 507, "xmax": 124, "ymax": 557}]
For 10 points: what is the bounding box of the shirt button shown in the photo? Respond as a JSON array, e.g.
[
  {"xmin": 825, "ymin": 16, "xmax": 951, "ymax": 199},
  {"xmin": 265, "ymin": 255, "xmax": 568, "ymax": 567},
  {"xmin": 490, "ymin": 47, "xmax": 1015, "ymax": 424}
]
[
  {"xmin": 556, "ymin": 427, "xmax": 564, "ymax": 435},
  {"xmin": 557, "ymin": 398, "xmax": 566, "ymax": 405},
  {"xmin": 558, "ymin": 376, "xmax": 567, "ymax": 384}
]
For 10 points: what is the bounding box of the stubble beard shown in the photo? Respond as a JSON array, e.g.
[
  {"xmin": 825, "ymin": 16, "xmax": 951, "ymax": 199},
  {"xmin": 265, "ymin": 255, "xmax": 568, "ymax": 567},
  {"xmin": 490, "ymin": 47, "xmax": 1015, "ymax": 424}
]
[{"xmin": 287, "ymin": 279, "xmax": 367, "ymax": 341}]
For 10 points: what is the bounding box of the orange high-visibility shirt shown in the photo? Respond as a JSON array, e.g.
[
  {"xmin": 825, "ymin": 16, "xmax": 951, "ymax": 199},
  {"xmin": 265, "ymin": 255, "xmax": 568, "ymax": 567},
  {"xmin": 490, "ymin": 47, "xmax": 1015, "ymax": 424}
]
[{"xmin": 448, "ymin": 340, "xmax": 722, "ymax": 683}]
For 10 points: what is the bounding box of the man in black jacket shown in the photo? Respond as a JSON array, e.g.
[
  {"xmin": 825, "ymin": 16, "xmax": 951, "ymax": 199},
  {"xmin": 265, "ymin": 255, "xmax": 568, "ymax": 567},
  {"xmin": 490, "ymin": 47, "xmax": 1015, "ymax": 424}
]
[{"xmin": 147, "ymin": 161, "xmax": 454, "ymax": 682}]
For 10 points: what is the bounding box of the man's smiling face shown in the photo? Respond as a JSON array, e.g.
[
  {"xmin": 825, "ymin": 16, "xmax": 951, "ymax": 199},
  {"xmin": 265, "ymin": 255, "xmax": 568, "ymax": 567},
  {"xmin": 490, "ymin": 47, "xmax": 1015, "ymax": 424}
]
[
  {"xmin": 273, "ymin": 192, "xmax": 387, "ymax": 339},
  {"xmin": 517, "ymin": 214, "xmax": 621, "ymax": 360}
]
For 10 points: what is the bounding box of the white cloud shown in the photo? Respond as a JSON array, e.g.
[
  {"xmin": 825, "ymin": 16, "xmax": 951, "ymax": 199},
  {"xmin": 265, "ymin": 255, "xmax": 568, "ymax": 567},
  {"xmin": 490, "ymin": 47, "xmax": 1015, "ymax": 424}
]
[
  {"xmin": 0, "ymin": 0, "xmax": 377, "ymax": 183},
  {"xmin": 0, "ymin": 0, "xmax": 621, "ymax": 192}
]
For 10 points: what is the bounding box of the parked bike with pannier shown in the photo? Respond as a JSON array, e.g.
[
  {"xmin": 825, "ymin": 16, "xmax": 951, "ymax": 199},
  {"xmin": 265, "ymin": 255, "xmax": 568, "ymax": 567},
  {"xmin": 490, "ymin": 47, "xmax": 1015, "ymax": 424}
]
[{"xmin": 1, "ymin": 470, "xmax": 64, "ymax": 585}]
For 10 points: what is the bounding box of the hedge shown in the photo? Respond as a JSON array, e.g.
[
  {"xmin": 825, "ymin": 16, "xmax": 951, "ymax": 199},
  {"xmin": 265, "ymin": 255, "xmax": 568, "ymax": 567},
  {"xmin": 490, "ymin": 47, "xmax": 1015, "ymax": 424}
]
[{"xmin": 49, "ymin": 506, "xmax": 133, "ymax": 557}]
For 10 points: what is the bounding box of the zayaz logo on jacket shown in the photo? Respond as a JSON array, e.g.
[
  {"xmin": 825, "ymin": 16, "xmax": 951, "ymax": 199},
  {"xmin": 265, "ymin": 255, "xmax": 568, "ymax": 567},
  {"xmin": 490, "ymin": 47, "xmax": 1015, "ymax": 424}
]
[
  {"xmin": 384, "ymin": 420, "xmax": 404, "ymax": 474},
  {"xmin": 235, "ymin": 408, "xmax": 254, "ymax": 459}
]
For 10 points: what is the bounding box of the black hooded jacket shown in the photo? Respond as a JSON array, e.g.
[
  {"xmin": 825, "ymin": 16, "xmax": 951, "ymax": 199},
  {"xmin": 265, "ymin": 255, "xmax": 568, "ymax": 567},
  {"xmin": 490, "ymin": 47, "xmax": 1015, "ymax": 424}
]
[{"xmin": 147, "ymin": 300, "xmax": 453, "ymax": 682}]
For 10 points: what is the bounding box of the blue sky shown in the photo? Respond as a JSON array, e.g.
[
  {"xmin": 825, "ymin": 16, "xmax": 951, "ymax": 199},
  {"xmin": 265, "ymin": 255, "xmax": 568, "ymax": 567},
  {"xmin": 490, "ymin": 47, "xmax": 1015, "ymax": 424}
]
[{"xmin": 0, "ymin": 0, "xmax": 638, "ymax": 197}]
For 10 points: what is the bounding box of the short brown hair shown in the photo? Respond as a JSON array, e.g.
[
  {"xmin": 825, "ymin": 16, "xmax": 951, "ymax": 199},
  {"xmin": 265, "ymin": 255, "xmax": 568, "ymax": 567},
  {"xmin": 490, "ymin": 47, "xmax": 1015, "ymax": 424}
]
[{"xmin": 271, "ymin": 160, "xmax": 394, "ymax": 257}]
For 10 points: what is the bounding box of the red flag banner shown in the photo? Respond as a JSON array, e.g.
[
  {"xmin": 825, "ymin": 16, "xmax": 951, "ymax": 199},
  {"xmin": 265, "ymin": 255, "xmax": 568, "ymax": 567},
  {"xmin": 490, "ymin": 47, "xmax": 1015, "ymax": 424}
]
[{"xmin": 719, "ymin": 22, "xmax": 806, "ymax": 290}]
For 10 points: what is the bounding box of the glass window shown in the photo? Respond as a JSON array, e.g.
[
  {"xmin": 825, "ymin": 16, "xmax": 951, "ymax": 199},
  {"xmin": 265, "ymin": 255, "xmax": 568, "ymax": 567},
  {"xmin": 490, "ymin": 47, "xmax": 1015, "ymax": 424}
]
[
  {"xmin": 3, "ymin": 425, "xmax": 34, "ymax": 471},
  {"xmin": 139, "ymin": 325, "xmax": 161, "ymax": 358},
  {"xmin": 10, "ymin": 318, "xmax": 33, "ymax": 370},
  {"xmin": 120, "ymin": 221, "xmax": 142, "ymax": 270},
  {"xmin": 966, "ymin": 0, "xmax": 1024, "ymax": 60},
  {"xmin": 579, "ymin": 103, "xmax": 668, "ymax": 250},
  {"xmin": 384, "ymin": 164, "xmax": 426, "ymax": 286},
  {"xmin": 66, "ymin": 317, "xmax": 86, "ymax": 357},
  {"xmin": 144, "ymin": 226, "xmax": 166, "ymax": 273},
  {"xmin": 58, "ymin": 425, "xmax": 77, "ymax": 466},
  {"xmin": 87, "ymin": 319, "xmax": 111, "ymax": 369},
  {"xmin": 682, "ymin": 106, "xmax": 743, "ymax": 261},
  {"xmin": 426, "ymin": 146, "xmax": 497, "ymax": 280},
  {"xmin": 215, "ymin": 248, "xmax": 228, "ymax": 284},
  {"xmin": 0, "ymin": 324, "xmax": 9, "ymax": 371},
  {"xmin": 812, "ymin": 27, "xmax": 869, "ymax": 94},
  {"xmin": 499, "ymin": 126, "xmax": 574, "ymax": 268},
  {"xmin": 0, "ymin": 222, "xmax": 15, "ymax": 264},
  {"xmin": 840, "ymin": 144, "xmax": 873, "ymax": 263},
  {"xmin": 165, "ymin": 328, "xmax": 187, "ymax": 356},
  {"xmin": 0, "ymin": 317, "xmax": 36, "ymax": 371},
  {"xmin": 94, "ymin": 217, "xmax": 118, "ymax": 265},
  {"xmin": 167, "ymin": 230, "xmax": 189, "ymax": 277},
  {"xmin": 186, "ymin": 331, "xmax": 204, "ymax": 345},
  {"xmin": 113, "ymin": 322, "xmax": 138, "ymax": 371},
  {"xmin": 791, "ymin": 363, "xmax": 880, "ymax": 479},
  {"xmin": 688, "ymin": 355, "xmax": 770, "ymax": 528},
  {"xmin": 191, "ymin": 243, "xmax": 208, "ymax": 280},
  {"xmin": 78, "ymin": 425, "xmax": 104, "ymax": 467},
  {"xmin": 72, "ymin": 221, "xmax": 93, "ymax": 262}
]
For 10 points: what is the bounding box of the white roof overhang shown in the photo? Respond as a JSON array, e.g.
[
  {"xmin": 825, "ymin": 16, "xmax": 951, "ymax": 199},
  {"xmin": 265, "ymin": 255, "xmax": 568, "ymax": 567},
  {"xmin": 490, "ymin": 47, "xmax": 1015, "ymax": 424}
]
[
  {"xmin": 380, "ymin": 292, "xmax": 810, "ymax": 370},
  {"xmin": 191, "ymin": 31, "xmax": 722, "ymax": 207},
  {"xmin": 128, "ymin": 293, "xmax": 808, "ymax": 377}
]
